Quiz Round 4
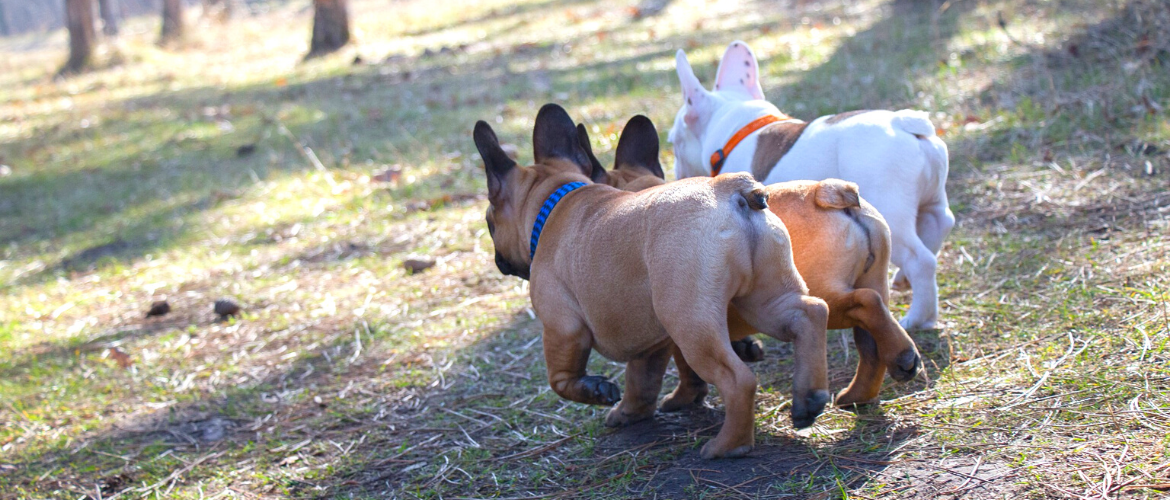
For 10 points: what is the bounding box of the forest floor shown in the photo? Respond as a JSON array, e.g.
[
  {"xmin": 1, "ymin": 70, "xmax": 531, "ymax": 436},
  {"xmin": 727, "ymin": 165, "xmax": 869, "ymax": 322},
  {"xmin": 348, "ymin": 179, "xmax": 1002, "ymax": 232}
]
[{"xmin": 1, "ymin": 0, "xmax": 1168, "ymax": 498}]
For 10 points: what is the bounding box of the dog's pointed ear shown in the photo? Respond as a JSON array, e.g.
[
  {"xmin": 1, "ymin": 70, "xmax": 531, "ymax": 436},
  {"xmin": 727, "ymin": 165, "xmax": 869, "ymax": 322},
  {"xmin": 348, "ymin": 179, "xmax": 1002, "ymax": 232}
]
[
  {"xmin": 714, "ymin": 40, "xmax": 765, "ymax": 100},
  {"xmin": 615, "ymin": 115, "xmax": 665, "ymax": 180},
  {"xmin": 532, "ymin": 103, "xmax": 592, "ymax": 175},
  {"xmin": 473, "ymin": 120, "xmax": 517, "ymax": 200},
  {"xmin": 676, "ymin": 50, "xmax": 715, "ymax": 130},
  {"xmin": 576, "ymin": 124, "xmax": 609, "ymax": 183}
]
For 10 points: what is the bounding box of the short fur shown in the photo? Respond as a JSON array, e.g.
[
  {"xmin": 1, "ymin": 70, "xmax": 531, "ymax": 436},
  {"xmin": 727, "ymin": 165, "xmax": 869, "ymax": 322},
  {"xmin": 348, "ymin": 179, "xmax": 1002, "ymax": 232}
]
[
  {"xmin": 596, "ymin": 117, "xmax": 922, "ymax": 407},
  {"xmin": 477, "ymin": 104, "xmax": 831, "ymax": 459},
  {"xmin": 670, "ymin": 41, "xmax": 955, "ymax": 330}
]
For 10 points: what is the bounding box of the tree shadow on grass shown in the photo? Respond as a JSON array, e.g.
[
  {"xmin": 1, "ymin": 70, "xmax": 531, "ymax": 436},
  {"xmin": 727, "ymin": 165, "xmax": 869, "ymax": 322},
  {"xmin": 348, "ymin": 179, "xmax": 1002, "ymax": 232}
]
[
  {"xmin": 759, "ymin": 0, "xmax": 979, "ymax": 118},
  {"xmin": 1, "ymin": 4, "xmax": 796, "ymax": 292},
  {"xmin": 319, "ymin": 318, "xmax": 951, "ymax": 498}
]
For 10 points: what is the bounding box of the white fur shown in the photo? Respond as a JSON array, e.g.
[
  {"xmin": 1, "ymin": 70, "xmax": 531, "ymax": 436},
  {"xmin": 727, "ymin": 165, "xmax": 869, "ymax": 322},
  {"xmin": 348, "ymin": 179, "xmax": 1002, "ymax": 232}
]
[{"xmin": 671, "ymin": 42, "xmax": 954, "ymax": 330}]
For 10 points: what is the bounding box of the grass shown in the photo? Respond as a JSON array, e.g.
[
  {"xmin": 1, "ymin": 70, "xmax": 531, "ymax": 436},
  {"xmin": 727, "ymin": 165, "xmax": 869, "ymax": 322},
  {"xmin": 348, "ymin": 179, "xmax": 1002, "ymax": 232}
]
[{"xmin": 1, "ymin": 0, "xmax": 1168, "ymax": 498}]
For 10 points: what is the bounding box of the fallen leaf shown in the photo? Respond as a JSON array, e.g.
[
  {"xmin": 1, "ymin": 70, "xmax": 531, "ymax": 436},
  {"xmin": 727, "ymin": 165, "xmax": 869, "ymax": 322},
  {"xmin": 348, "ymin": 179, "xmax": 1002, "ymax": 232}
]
[{"xmin": 107, "ymin": 348, "xmax": 133, "ymax": 369}]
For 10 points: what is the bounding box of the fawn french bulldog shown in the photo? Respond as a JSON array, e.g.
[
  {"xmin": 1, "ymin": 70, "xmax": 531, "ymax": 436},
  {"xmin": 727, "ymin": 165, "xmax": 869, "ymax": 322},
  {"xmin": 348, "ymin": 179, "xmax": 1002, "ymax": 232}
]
[
  {"xmin": 476, "ymin": 104, "xmax": 830, "ymax": 458},
  {"xmin": 670, "ymin": 41, "xmax": 954, "ymax": 331},
  {"xmin": 579, "ymin": 115, "xmax": 921, "ymax": 406}
]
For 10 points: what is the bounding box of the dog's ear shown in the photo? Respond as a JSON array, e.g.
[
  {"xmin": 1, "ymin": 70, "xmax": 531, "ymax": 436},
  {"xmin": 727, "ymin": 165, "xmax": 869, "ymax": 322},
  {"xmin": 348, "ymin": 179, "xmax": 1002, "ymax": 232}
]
[
  {"xmin": 676, "ymin": 50, "xmax": 716, "ymax": 131},
  {"xmin": 615, "ymin": 115, "xmax": 665, "ymax": 180},
  {"xmin": 714, "ymin": 41, "xmax": 765, "ymax": 100},
  {"xmin": 532, "ymin": 103, "xmax": 592, "ymax": 175},
  {"xmin": 813, "ymin": 179, "xmax": 861, "ymax": 209},
  {"xmin": 473, "ymin": 120, "xmax": 517, "ymax": 200},
  {"xmin": 576, "ymin": 123, "xmax": 609, "ymax": 184}
]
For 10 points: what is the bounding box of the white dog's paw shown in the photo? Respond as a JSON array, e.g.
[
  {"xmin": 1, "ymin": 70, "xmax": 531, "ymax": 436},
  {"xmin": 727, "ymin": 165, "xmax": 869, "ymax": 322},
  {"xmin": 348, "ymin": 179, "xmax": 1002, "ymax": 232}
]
[
  {"xmin": 892, "ymin": 270, "xmax": 911, "ymax": 292},
  {"xmin": 900, "ymin": 316, "xmax": 937, "ymax": 331}
]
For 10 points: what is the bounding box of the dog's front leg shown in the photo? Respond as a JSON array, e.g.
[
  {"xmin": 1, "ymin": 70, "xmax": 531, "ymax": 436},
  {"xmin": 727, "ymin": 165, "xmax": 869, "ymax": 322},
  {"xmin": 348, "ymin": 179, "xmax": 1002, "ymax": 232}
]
[
  {"xmin": 542, "ymin": 321, "xmax": 621, "ymax": 406},
  {"xmin": 606, "ymin": 344, "xmax": 671, "ymax": 427}
]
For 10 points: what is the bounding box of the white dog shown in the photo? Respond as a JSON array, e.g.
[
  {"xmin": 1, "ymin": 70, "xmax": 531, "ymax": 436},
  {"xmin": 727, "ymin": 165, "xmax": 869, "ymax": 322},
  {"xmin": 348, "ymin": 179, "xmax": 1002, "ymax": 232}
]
[{"xmin": 669, "ymin": 41, "xmax": 953, "ymax": 330}]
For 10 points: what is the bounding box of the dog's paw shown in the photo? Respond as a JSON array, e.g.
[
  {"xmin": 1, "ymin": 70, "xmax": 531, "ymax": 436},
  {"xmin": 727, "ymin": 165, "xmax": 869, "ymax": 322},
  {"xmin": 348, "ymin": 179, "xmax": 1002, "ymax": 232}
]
[
  {"xmin": 889, "ymin": 349, "xmax": 921, "ymax": 382},
  {"xmin": 891, "ymin": 270, "xmax": 911, "ymax": 292},
  {"xmin": 604, "ymin": 405, "xmax": 654, "ymax": 427},
  {"xmin": 791, "ymin": 390, "xmax": 831, "ymax": 429},
  {"xmin": 731, "ymin": 337, "xmax": 765, "ymax": 363},
  {"xmin": 579, "ymin": 376, "xmax": 621, "ymax": 406},
  {"xmin": 700, "ymin": 442, "xmax": 753, "ymax": 460},
  {"xmin": 834, "ymin": 387, "xmax": 879, "ymax": 408},
  {"xmin": 659, "ymin": 391, "xmax": 707, "ymax": 412},
  {"xmin": 899, "ymin": 316, "xmax": 937, "ymax": 331}
]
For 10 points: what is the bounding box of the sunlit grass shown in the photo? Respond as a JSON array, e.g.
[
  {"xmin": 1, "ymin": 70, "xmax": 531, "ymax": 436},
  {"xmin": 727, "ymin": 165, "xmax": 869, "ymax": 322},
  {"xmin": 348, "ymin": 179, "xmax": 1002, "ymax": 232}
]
[{"xmin": 0, "ymin": 0, "xmax": 1168, "ymax": 498}]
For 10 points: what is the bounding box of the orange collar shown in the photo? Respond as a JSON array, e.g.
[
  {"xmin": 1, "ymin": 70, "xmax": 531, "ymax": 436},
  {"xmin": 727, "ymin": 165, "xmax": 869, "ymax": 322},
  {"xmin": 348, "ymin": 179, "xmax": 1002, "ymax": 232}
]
[{"xmin": 709, "ymin": 115, "xmax": 785, "ymax": 176}]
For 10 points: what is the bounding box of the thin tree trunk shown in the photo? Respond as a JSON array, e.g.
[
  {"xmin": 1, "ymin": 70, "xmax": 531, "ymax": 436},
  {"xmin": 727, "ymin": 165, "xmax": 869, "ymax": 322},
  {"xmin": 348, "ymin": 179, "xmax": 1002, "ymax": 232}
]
[
  {"xmin": 159, "ymin": 0, "xmax": 183, "ymax": 45},
  {"xmin": 0, "ymin": 0, "xmax": 10, "ymax": 37},
  {"xmin": 306, "ymin": 0, "xmax": 349, "ymax": 59},
  {"xmin": 98, "ymin": 0, "xmax": 118, "ymax": 36},
  {"xmin": 62, "ymin": 0, "xmax": 96, "ymax": 74}
]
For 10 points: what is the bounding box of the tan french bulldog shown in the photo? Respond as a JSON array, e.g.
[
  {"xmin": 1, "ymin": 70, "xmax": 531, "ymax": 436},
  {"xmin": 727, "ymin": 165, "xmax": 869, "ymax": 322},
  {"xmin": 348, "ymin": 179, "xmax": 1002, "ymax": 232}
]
[
  {"xmin": 579, "ymin": 116, "xmax": 921, "ymax": 407},
  {"xmin": 476, "ymin": 104, "xmax": 830, "ymax": 459}
]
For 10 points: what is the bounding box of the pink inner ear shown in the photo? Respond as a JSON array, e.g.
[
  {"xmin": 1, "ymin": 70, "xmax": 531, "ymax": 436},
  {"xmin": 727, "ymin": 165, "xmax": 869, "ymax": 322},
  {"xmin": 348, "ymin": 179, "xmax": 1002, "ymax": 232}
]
[{"xmin": 715, "ymin": 45, "xmax": 762, "ymax": 98}]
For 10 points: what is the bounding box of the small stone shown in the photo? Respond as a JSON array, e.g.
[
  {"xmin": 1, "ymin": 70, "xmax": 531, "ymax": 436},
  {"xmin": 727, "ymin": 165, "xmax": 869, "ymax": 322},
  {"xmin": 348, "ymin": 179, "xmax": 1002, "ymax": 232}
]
[
  {"xmin": 200, "ymin": 418, "xmax": 227, "ymax": 441},
  {"xmin": 0, "ymin": 165, "xmax": 11, "ymax": 176},
  {"xmin": 214, "ymin": 299, "xmax": 241, "ymax": 317},
  {"xmin": 236, "ymin": 144, "xmax": 256, "ymax": 157},
  {"xmin": 402, "ymin": 257, "xmax": 436, "ymax": 274},
  {"xmin": 145, "ymin": 300, "xmax": 171, "ymax": 318}
]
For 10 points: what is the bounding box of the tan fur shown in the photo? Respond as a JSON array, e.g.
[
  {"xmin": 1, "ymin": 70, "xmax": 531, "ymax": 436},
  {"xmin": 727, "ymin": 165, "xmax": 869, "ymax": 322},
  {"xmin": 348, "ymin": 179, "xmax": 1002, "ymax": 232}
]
[
  {"xmin": 602, "ymin": 165, "xmax": 668, "ymax": 192},
  {"xmin": 608, "ymin": 171, "xmax": 921, "ymax": 407},
  {"xmin": 482, "ymin": 124, "xmax": 830, "ymax": 458},
  {"xmin": 750, "ymin": 121, "xmax": 810, "ymax": 181}
]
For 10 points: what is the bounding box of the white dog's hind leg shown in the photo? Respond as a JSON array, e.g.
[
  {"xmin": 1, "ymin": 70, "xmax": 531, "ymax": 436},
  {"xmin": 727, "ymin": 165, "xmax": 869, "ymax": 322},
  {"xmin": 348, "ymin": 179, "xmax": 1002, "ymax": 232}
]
[
  {"xmin": 891, "ymin": 230, "xmax": 940, "ymax": 330},
  {"xmin": 917, "ymin": 200, "xmax": 955, "ymax": 257}
]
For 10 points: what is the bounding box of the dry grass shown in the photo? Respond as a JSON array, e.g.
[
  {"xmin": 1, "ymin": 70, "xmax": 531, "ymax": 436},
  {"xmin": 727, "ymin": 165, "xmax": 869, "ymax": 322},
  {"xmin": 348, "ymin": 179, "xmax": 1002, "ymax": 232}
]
[{"xmin": 0, "ymin": 0, "xmax": 1168, "ymax": 498}]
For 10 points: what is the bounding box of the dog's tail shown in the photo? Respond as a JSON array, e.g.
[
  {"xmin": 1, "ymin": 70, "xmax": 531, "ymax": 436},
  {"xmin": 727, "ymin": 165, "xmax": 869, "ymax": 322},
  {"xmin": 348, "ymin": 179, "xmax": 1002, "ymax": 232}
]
[
  {"xmin": 891, "ymin": 111, "xmax": 948, "ymax": 174},
  {"xmin": 738, "ymin": 185, "xmax": 769, "ymax": 211},
  {"xmin": 812, "ymin": 179, "xmax": 861, "ymax": 210}
]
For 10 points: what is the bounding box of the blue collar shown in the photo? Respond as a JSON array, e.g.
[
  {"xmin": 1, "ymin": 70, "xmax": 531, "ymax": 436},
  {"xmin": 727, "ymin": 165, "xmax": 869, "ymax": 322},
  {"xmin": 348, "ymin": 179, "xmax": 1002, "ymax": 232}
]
[{"xmin": 530, "ymin": 182, "xmax": 587, "ymax": 260}]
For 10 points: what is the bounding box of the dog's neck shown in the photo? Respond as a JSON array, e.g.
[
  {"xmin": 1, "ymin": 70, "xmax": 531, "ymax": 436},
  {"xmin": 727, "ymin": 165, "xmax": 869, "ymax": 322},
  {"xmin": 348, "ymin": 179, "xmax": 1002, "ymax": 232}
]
[{"xmin": 529, "ymin": 181, "xmax": 588, "ymax": 259}]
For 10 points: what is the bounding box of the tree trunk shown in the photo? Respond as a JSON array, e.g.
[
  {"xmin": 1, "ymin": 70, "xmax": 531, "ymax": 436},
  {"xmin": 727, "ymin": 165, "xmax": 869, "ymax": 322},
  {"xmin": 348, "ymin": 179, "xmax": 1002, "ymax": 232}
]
[
  {"xmin": 159, "ymin": 0, "xmax": 183, "ymax": 45},
  {"xmin": 0, "ymin": 0, "xmax": 10, "ymax": 37},
  {"xmin": 98, "ymin": 0, "xmax": 119, "ymax": 36},
  {"xmin": 62, "ymin": 0, "xmax": 96, "ymax": 74},
  {"xmin": 202, "ymin": 0, "xmax": 232, "ymax": 22},
  {"xmin": 306, "ymin": 0, "xmax": 349, "ymax": 58}
]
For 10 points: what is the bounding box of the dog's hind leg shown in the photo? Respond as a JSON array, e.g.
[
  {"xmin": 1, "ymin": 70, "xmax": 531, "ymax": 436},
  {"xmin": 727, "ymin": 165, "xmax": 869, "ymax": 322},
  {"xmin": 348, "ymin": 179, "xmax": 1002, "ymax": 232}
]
[
  {"xmin": 733, "ymin": 294, "xmax": 830, "ymax": 428},
  {"xmin": 607, "ymin": 344, "xmax": 671, "ymax": 427},
  {"xmin": 659, "ymin": 344, "xmax": 709, "ymax": 412},
  {"xmin": 542, "ymin": 321, "xmax": 621, "ymax": 407},
  {"xmin": 831, "ymin": 289, "xmax": 921, "ymax": 406},
  {"xmin": 917, "ymin": 200, "xmax": 955, "ymax": 257},
  {"xmin": 890, "ymin": 228, "xmax": 940, "ymax": 331},
  {"xmin": 661, "ymin": 313, "xmax": 757, "ymax": 459}
]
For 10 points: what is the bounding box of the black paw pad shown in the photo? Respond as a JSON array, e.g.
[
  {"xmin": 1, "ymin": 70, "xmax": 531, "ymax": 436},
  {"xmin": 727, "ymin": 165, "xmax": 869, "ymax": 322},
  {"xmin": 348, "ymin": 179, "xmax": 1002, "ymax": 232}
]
[
  {"xmin": 791, "ymin": 390, "xmax": 831, "ymax": 429},
  {"xmin": 731, "ymin": 337, "xmax": 765, "ymax": 363},
  {"xmin": 580, "ymin": 376, "xmax": 621, "ymax": 406},
  {"xmin": 891, "ymin": 350, "xmax": 920, "ymax": 382}
]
